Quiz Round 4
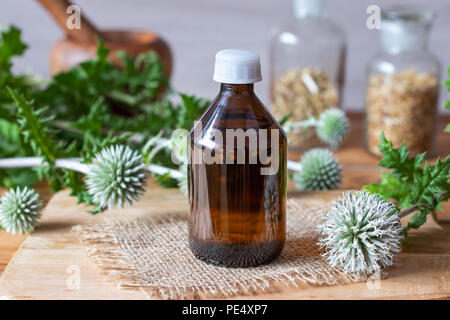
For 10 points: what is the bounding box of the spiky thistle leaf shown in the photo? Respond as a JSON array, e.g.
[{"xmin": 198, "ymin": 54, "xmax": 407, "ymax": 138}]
[
  {"xmin": 7, "ymin": 88, "xmax": 58, "ymax": 163},
  {"xmin": 318, "ymin": 190, "xmax": 403, "ymax": 274},
  {"xmin": 0, "ymin": 186, "xmax": 42, "ymax": 234},
  {"xmin": 86, "ymin": 145, "xmax": 147, "ymax": 210},
  {"xmin": 7, "ymin": 88, "xmax": 68, "ymax": 191}
]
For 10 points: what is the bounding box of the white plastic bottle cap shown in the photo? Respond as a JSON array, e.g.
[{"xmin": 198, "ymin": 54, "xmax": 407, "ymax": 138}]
[{"xmin": 213, "ymin": 49, "xmax": 262, "ymax": 84}]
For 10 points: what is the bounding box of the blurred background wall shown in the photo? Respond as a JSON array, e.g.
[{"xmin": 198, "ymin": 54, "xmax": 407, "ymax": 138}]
[{"xmin": 1, "ymin": 0, "xmax": 449, "ymax": 112}]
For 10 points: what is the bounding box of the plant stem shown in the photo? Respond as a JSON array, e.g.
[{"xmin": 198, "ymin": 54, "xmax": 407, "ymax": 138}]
[
  {"xmin": 55, "ymin": 159, "xmax": 90, "ymax": 174},
  {"xmin": 147, "ymin": 139, "xmax": 171, "ymax": 162},
  {"xmin": 398, "ymin": 190, "xmax": 450, "ymax": 219},
  {"xmin": 0, "ymin": 157, "xmax": 89, "ymax": 174},
  {"xmin": 44, "ymin": 128, "xmax": 305, "ymax": 175},
  {"xmin": 0, "ymin": 157, "xmax": 182, "ymax": 179},
  {"xmin": 398, "ymin": 205, "xmax": 420, "ymax": 219},
  {"xmin": 148, "ymin": 164, "xmax": 183, "ymax": 179},
  {"xmin": 287, "ymin": 118, "xmax": 319, "ymax": 129},
  {"xmin": 287, "ymin": 160, "xmax": 302, "ymax": 172}
]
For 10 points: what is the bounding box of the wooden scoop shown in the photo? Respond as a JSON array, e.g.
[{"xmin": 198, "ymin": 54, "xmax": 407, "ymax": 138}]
[{"xmin": 37, "ymin": 0, "xmax": 172, "ymax": 77}]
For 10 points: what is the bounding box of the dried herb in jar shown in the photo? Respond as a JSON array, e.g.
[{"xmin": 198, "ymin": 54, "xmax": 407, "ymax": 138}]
[
  {"xmin": 365, "ymin": 69, "xmax": 439, "ymax": 156},
  {"xmin": 272, "ymin": 68, "xmax": 339, "ymax": 150}
]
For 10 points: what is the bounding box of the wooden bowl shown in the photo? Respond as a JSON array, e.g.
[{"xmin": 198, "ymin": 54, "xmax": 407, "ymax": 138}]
[{"xmin": 49, "ymin": 29, "xmax": 172, "ymax": 77}]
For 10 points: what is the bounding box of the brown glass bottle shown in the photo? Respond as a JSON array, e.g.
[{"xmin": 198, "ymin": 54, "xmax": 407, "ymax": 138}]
[{"xmin": 188, "ymin": 83, "xmax": 287, "ymax": 267}]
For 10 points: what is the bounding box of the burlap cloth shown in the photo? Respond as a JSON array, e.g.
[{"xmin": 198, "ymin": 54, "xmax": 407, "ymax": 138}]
[{"xmin": 76, "ymin": 198, "xmax": 368, "ymax": 299}]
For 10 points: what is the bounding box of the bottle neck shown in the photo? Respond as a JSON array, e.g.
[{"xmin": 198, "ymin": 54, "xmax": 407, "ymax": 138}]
[
  {"xmin": 293, "ymin": 0, "xmax": 326, "ymax": 19},
  {"xmin": 220, "ymin": 83, "xmax": 254, "ymax": 94},
  {"xmin": 381, "ymin": 20, "xmax": 430, "ymax": 54}
]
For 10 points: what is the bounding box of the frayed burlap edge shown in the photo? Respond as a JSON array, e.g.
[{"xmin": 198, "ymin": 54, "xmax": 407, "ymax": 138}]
[{"xmin": 75, "ymin": 199, "xmax": 368, "ymax": 299}]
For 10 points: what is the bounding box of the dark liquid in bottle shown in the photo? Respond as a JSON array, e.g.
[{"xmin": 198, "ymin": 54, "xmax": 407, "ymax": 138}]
[{"xmin": 188, "ymin": 84, "xmax": 287, "ymax": 267}]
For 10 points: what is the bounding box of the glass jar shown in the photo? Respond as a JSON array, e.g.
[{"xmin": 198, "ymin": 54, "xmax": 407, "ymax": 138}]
[
  {"xmin": 270, "ymin": 0, "xmax": 346, "ymax": 150},
  {"xmin": 365, "ymin": 6, "xmax": 440, "ymax": 157}
]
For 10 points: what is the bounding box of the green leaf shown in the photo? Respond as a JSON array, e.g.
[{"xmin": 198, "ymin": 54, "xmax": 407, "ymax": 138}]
[
  {"xmin": 8, "ymin": 88, "xmax": 57, "ymax": 163},
  {"xmin": 407, "ymin": 210, "xmax": 428, "ymax": 230},
  {"xmin": 0, "ymin": 26, "xmax": 36, "ymax": 106},
  {"xmin": 96, "ymin": 39, "xmax": 109, "ymax": 62},
  {"xmin": 177, "ymin": 94, "xmax": 209, "ymax": 130},
  {"xmin": 444, "ymin": 99, "xmax": 450, "ymax": 110},
  {"xmin": 278, "ymin": 112, "xmax": 292, "ymax": 126},
  {"xmin": 153, "ymin": 172, "xmax": 179, "ymax": 188},
  {"xmin": 364, "ymin": 132, "xmax": 450, "ymax": 234},
  {"xmin": 7, "ymin": 87, "xmax": 68, "ymax": 191},
  {"xmin": 0, "ymin": 26, "xmax": 210, "ymax": 213},
  {"xmin": 0, "ymin": 26, "xmax": 27, "ymax": 69},
  {"xmin": 364, "ymin": 172, "xmax": 411, "ymax": 207}
]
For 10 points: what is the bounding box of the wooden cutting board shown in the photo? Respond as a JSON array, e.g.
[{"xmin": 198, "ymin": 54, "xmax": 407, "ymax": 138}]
[{"xmin": 0, "ymin": 186, "xmax": 449, "ymax": 300}]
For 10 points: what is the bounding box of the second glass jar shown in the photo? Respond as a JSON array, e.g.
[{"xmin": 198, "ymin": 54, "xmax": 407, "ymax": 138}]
[{"xmin": 365, "ymin": 6, "xmax": 440, "ymax": 156}]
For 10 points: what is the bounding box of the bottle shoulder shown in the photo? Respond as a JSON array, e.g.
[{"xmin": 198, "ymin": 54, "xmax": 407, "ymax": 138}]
[{"xmin": 190, "ymin": 90, "xmax": 287, "ymax": 139}]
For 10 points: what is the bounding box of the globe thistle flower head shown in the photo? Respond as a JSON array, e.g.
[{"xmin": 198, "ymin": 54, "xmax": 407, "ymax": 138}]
[
  {"xmin": 316, "ymin": 108, "xmax": 349, "ymax": 148},
  {"xmin": 86, "ymin": 145, "xmax": 147, "ymax": 210},
  {"xmin": 293, "ymin": 148, "xmax": 341, "ymax": 190},
  {"xmin": 318, "ymin": 190, "xmax": 403, "ymax": 274},
  {"xmin": 0, "ymin": 187, "xmax": 42, "ymax": 234}
]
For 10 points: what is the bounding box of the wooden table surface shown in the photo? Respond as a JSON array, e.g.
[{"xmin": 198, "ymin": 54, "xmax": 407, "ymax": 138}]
[{"xmin": 0, "ymin": 112, "xmax": 449, "ymax": 276}]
